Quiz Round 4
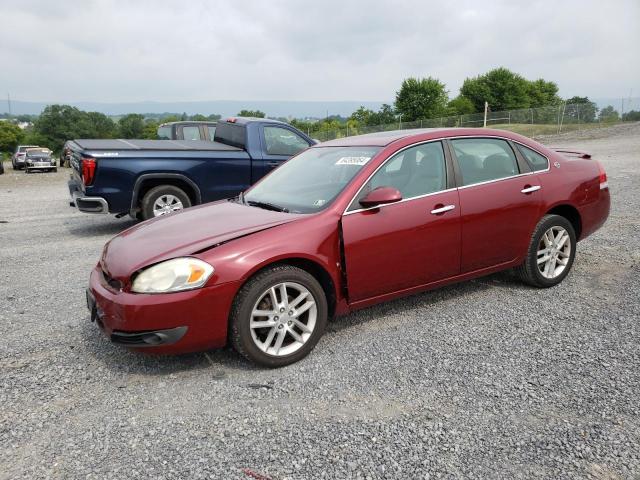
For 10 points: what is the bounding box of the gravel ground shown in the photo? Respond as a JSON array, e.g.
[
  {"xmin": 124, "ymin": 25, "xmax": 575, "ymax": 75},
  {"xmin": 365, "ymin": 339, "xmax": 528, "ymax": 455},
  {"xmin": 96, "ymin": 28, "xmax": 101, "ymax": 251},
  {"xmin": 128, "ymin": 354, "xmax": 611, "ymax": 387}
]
[{"xmin": 1, "ymin": 123, "xmax": 639, "ymax": 479}]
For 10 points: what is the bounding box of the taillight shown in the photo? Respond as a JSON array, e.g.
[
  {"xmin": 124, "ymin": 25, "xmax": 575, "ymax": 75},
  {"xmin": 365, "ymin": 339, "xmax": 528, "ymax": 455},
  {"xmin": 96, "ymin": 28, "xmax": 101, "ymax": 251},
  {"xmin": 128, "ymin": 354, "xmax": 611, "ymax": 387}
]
[
  {"xmin": 82, "ymin": 157, "xmax": 97, "ymax": 186},
  {"xmin": 597, "ymin": 161, "xmax": 608, "ymax": 190}
]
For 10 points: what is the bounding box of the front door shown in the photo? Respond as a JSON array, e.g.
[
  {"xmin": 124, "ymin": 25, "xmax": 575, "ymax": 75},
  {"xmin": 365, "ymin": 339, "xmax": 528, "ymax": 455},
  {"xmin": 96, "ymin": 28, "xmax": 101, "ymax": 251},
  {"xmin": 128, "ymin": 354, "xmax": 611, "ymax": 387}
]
[{"xmin": 342, "ymin": 141, "xmax": 461, "ymax": 302}]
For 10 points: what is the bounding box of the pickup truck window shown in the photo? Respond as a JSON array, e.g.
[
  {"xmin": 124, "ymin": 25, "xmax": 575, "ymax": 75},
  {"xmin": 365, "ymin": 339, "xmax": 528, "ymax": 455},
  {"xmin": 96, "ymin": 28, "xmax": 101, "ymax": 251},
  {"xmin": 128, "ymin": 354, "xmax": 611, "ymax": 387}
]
[
  {"xmin": 207, "ymin": 126, "xmax": 216, "ymax": 141},
  {"xmin": 182, "ymin": 126, "xmax": 201, "ymax": 140},
  {"xmin": 157, "ymin": 126, "xmax": 171, "ymax": 140},
  {"xmin": 215, "ymin": 123, "xmax": 246, "ymax": 149},
  {"xmin": 244, "ymin": 146, "xmax": 380, "ymax": 214},
  {"xmin": 264, "ymin": 126, "xmax": 310, "ymax": 156}
]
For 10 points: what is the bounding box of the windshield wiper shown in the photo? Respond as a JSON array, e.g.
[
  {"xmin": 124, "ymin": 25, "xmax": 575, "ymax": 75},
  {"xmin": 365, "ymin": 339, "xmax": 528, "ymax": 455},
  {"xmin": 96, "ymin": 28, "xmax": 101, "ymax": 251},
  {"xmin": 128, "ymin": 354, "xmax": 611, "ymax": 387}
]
[{"xmin": 246, "ymin": 200, "xmax": 289, "ymax": 213}]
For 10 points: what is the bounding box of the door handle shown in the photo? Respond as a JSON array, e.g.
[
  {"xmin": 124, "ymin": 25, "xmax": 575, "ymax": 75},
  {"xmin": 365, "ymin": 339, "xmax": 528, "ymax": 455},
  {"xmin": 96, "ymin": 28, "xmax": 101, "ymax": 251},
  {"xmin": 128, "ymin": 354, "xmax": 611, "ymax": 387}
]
[
  {"xmin": 521, "ymin": 185, "xmax": 541, "ymax": 194},
  {"xmin": 266, "ymin": 161, "xmax": 280, "ymax": 167},
  {"xmin": 430, "ymin": 204, "xmax": 456, "ymax": 215}
]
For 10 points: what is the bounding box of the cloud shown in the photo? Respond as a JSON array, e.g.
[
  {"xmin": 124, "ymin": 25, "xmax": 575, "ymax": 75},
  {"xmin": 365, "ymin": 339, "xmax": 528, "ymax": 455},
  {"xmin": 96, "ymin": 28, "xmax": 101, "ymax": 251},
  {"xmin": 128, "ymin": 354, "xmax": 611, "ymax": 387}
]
[{"xmin": 0, "ymin": 0, "xmax": 637, "ymax": 104}]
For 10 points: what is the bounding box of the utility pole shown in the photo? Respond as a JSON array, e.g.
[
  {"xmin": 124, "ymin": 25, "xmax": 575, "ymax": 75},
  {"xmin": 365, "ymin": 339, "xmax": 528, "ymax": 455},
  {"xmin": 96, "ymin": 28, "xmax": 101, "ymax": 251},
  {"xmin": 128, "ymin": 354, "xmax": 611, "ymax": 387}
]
[
  {"xmin": 398, "ymin": 113, "xmax": 402, "ymax": 130},
  {"xmin": 7, "ymin": 93, "xmax": 12, "ymax": 116}
]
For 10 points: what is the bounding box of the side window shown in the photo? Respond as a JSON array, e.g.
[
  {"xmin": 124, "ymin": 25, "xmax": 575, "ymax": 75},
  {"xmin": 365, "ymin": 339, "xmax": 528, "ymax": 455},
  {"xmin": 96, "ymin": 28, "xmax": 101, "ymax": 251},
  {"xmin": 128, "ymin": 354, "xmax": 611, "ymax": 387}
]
[
  {"xmin": 264, "ymin": 126, "xmax": 309, "ymax": 156},
  {"xmin": 350, "ymin": 142, "xmax": 447, "ymax": 210},
  {"xmin": 182, "ymin": 126, "xmax": 201, "ymax": 140},
  {"xmin": 157, "ymin": 126, "xmax": 171, "ymax": 140},
  {"xmin": 517, "ymin": 144, "xmax": 549, "ymax": 171},
  {"xmin": 207, "ymin": 126, "xmax": 216, "ymax": 141},
  {"xmin": 451, "ymin": 138, "xmax": 519, "ymax": 186}
]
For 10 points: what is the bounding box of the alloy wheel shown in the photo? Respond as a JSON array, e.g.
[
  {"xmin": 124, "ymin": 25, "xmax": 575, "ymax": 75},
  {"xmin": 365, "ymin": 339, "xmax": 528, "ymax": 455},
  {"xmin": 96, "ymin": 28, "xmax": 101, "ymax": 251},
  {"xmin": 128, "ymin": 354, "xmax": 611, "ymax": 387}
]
[
  {"xmin": 249, "ymin": 282, "xmax": 317, "ymax": 356},
  {"xmin": 153, "ymin": 194, "xmax": 183, "ymax": 217},
  {"xmin": 537, "ymin": 226, "xmax": 571, "ymax": 279}
]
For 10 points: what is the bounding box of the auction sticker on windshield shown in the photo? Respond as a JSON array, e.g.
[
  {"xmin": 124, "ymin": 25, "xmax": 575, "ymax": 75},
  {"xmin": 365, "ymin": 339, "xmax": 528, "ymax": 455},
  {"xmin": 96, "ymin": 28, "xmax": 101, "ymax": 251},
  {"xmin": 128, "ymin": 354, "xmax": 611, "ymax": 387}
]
[{"xmin": 336, "ymin": 156, "xmax": 371, "ymax": 166}]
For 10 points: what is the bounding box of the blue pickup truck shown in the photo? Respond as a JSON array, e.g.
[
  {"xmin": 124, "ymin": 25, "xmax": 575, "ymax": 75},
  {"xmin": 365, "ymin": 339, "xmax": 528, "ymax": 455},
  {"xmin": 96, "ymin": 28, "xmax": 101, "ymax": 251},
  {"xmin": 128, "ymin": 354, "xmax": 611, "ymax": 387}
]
[{"xmin": 68, "ymin": 117, "xmax": 315, "ymax": 220}]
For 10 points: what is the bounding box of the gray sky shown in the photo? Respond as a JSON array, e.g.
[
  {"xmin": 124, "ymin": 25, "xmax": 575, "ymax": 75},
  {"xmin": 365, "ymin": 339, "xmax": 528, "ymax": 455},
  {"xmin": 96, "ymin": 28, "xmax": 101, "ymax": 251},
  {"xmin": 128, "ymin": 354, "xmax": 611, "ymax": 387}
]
[{"xmin": 1, "ymin": 0, "xmax": 638, "ymax": 103}]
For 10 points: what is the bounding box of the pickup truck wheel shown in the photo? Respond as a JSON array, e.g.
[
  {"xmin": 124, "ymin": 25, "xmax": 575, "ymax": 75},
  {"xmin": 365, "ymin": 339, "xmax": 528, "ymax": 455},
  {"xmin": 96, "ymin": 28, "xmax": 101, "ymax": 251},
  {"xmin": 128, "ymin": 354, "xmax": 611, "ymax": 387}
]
[
  {"xmin": 140, "ymin": 185, "xmax": 191, "ymax": 220},
  {"xmin": 516, "ymin": 214, "xmax": 576, "ymax": 288},
  {"xmin": 230, "ymin": 265, "xmax": 328, "ymax": 367}
]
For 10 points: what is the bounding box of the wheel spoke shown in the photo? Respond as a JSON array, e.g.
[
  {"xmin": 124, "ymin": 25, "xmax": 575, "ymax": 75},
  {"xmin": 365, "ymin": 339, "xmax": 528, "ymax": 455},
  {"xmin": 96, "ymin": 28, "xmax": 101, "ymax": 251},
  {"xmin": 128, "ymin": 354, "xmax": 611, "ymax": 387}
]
[
  {"xmin": 293, "ymin": 299, "xmax": 315, "ymax": 318},
  {"xmin": 279, "ymin": 283, "xmax": 289, "ymax": 307},
  {"xmin": 273, "ymin": 328, "xmax": 286, "ymax": 354},
  {"xmin": 252, "ymin": 309, "xmax": 274, "ymax": 316},
  {"xmin": 289, "ymin": 328, "xmax": 304, "ymax": 344},
  {"xmin": 557, "ymin": 250, "xmax": 570, "ymax": 258},
  {"xmin": 289, "ymin": 291, "xmax": 309, "ymax": 309},
  {"xmin": 269, "ymin": 287, "xmax": 278, "ymax": 309},
  {"xmin": 250, "ymin": 319, "xmax": 276, "ymax": 329},
  {"xmin": 537, "ymin": 254, "xmax": 551, "ymax": 265},
  {"xmin": 262, "ymin": 326, "xmax": 278, "ymax": 349},
  {"xmin": 556, "ymin": 233, "xmax": 569, "ymax": 249},
  {"xmin": 292, "ymin": 318, "xmax": 312, "ymax": 333}
]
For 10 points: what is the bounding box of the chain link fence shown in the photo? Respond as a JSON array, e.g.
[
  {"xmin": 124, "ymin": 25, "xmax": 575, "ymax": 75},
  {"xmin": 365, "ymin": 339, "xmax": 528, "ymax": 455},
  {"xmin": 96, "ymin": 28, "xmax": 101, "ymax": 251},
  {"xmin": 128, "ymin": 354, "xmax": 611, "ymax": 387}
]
[{"xmin": 312, "ymin": 103, "xmax": 624, "ymax": 142}]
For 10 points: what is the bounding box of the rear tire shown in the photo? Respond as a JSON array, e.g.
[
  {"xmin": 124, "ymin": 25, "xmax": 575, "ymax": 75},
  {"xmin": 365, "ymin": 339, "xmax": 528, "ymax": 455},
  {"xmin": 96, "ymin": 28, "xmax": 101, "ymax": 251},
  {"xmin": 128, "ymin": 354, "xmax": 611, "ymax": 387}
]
[
  {"xmin": 140, "ymin": 185, "xmax": 191, "ymax": 221},
  {"xmin": 516, "ymin": 214, "xmax": 576, "ymax": 288},
  {"xmin": 229, "ymin": 265, "xmax": 328, "ymax": 367}
]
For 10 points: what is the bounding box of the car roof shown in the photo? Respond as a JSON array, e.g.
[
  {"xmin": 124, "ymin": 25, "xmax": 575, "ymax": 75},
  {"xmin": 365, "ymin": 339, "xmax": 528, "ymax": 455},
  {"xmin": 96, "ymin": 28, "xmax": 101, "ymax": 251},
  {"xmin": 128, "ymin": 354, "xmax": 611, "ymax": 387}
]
[
  {"xmin": 159, "ymin": 121, "xmax": 217, "ymax": 127},
  {"xmin": 219, "ymin": 117, "xmax": 289, "ymax": 126},
  {"xmin": 316, "ymin": 128, "xmax": 524, "ymax": 147}
]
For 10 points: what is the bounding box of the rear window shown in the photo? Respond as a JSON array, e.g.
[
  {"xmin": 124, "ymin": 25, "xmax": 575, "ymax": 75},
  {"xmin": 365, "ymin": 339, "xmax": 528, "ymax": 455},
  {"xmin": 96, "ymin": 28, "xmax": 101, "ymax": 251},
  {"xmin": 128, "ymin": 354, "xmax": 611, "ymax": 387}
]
[
  {"xmin": 517, "ymin": 144, "xmax": 549, "ymax": 171},
  {"xmin": 214, "ymin": 123, "xmax": 246, "ymax": 149}
]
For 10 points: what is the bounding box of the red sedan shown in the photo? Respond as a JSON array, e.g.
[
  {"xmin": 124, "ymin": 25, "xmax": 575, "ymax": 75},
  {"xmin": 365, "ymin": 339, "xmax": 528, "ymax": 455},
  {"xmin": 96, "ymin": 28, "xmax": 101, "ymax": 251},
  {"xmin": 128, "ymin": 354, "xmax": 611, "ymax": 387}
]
[{"xmin": 87, "ymin": 128, "xmax": 610, "ymax": 367}]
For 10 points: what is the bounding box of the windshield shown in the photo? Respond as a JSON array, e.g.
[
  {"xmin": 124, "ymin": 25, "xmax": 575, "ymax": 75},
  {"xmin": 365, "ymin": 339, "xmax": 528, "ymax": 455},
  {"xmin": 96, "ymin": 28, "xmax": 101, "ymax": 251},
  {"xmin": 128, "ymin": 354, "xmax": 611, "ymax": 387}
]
[{"xmin": 244, "ymin": 146, "xmax": 380, "ymax": 213}]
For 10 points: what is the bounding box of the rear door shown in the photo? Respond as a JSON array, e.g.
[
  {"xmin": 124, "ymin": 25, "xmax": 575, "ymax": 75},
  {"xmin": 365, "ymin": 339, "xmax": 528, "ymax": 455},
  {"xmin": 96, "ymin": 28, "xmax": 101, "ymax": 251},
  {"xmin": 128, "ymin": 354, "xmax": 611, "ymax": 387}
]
[
  {"xmin": 449, "ymin": 137, "xmax": 543, "ymax": 273},
  {"xmin": 258, "ymin": 125, "xmax": 313, "ymax": 178},
  {"xmin": 342, "ymin": 141, "xmax": 461, "ymax": 302}
]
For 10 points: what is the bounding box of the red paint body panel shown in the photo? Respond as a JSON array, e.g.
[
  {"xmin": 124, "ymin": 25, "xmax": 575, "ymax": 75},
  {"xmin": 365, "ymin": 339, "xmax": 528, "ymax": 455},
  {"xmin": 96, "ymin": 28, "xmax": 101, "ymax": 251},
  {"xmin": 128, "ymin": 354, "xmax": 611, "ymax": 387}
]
[
  {"xmin": 342, "ymin": 190, "xmax": 461, "ymax": 301},
  {"xmin": 89, "ymin": 266, "xmax": 239, "ymax": 353},
  {"xmin": 457, "ymin": 174, "xmax": 544, "ymax": 272},
  {"xmin": 88, "ymin": 128, "xmax": 610, "ymax": 356}
]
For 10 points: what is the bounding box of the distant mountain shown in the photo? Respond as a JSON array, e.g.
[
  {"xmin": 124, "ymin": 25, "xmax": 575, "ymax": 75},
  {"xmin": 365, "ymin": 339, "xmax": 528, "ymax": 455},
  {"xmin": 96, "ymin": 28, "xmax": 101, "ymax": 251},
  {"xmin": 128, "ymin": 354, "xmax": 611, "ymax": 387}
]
[
  {"xmin": 3, "ymin": 99, "xmax": 389, "ymax": 118},
  {"xmin": 5, "ymin": 97, "xmax": 637, "ymax": 118}
]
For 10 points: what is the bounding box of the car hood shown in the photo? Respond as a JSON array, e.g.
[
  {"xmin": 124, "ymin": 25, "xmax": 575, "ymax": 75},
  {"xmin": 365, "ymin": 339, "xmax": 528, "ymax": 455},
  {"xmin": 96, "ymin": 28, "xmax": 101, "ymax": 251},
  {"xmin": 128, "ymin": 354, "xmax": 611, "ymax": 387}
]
[{"xmin": 102, "ymin": 201, "xmax": 302, "ymax": 279}]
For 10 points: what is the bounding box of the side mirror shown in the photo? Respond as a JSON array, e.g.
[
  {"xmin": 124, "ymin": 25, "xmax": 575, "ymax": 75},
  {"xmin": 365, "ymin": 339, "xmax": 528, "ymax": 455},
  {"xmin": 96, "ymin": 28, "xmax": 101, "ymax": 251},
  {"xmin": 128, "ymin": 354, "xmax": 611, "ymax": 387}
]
[{"xmin": 359, "ymin": 186, "xmax": 402, "ymax": 209}]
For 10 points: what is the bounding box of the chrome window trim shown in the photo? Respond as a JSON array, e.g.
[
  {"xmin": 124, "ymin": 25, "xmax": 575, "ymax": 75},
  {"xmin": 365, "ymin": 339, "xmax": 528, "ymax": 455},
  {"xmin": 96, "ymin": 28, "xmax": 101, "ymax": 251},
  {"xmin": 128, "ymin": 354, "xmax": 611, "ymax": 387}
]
[
  {"xmin": 448, "ymin": 136, "xmax": 550, "ymax": 190},
  {"xmin": 342, "ymin": 134, "xmax": 551, "ymax": 216},
  {"xmin": 344, "ymin": 187, "xmax": 458, "ymax": 215},
  {"xmin": 343, "ymin": 139, "xmax": 448, "ymax": 215}
]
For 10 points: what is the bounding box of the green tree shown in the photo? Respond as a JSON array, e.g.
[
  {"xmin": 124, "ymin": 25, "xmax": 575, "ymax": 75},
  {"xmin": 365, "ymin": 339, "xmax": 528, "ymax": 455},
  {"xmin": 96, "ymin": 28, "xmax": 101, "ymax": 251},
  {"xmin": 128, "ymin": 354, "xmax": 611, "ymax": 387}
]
[
  {"xmin": 395, "ymin": 77, "xmax": 448, "ymax": 121},
  {"xmin": 369, "ymin": 104, "xmax": 397, "ymax": 125},
  {"xmin": 564, "ymin": 96, "xmax": 598, "ymax": 123},
  {"xmin": 237, "ymin": 109, "xmax": 266, "ymax": 118},
  {"xmin": 0, "ymin": 121, "xmax": 25, "ymax": 153},
  {"xmin": 207, "ymin": 113, "xmax": 221, "ymax": 121},
  {"xmin": 446, "ymin": 96, "xmax": 476, "ymax": 115},
  {"xmin": 32, "ymin": 104, "xmax": 90, "ymax": 152},
  {"xmin": 86, "ymin": 111, "xmax": 117, "ymax": 138},
  {"xmin": 118, "ymin": 113, "xmax": 146, "ymax": 138},
  {"xmin": 460, "ymin": 68, "xmax": 530, "ymax": 112},
  {"xmin": 527, "ymin": 79, "xmax": 561, "ymax": 108},
  {"xmin": 349, "ymin": 106, "xmax": 375, "ymax": 126},
  {"xmin": 189, "ymin": 114, "xmax": 207, "ymax": 121},
  {"xmin": 142, "ymin": 120, "xmax": 160, "ymax": 139},
  {"xmin": 599, "ymin": 105, "xmax": 620, "ymax": 122},
  {"xmin": 622, "ymin": 110, "xmax": 640, "ymax": 121},
  {"xmin": 160, "ymin": 115, "xmax": 180, "ymax": 123}
]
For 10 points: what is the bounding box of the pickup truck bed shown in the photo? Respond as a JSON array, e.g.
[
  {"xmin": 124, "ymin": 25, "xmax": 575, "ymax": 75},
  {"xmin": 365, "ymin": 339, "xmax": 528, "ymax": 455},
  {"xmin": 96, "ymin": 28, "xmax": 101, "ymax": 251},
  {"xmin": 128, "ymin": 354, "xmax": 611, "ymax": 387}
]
[{"xmin": 72, "ymin": 139, "xmax": 240, "ymax": 151}]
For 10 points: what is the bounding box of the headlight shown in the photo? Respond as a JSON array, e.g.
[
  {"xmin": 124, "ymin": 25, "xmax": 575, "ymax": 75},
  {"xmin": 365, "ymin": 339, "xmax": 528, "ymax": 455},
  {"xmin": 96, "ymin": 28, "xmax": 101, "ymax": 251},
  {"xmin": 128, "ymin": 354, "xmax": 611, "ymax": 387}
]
[{"xmin": 131, "ymin": 258, "xmax": 214, "ymax": 293}]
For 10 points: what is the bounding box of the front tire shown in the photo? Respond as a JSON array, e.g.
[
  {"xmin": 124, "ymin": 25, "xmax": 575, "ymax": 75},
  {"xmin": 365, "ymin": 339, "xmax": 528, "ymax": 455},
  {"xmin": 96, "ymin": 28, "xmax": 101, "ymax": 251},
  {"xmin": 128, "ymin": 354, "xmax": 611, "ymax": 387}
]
[
  {"xmin": 229, "ymin": 265, "xmax": 328, "ymax": 367},
  {"xmin": 516, "ymin": 214, "xmax": 576, "ymax": 288},
  {"xmin": 140, "ymin": 185, "xmax": 191, "ymax": 221}
]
